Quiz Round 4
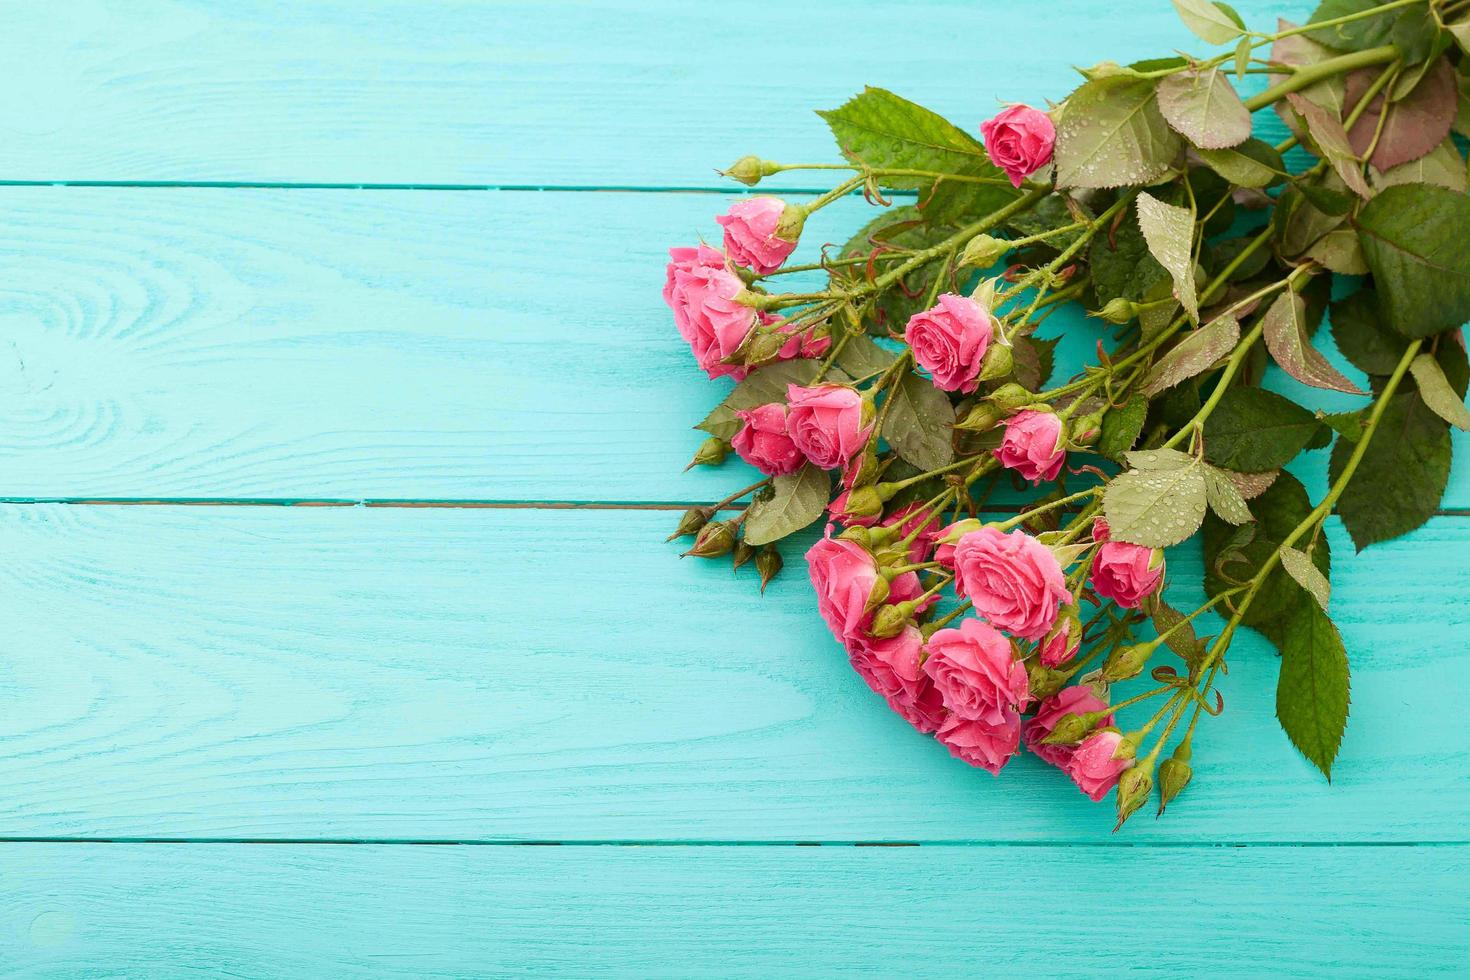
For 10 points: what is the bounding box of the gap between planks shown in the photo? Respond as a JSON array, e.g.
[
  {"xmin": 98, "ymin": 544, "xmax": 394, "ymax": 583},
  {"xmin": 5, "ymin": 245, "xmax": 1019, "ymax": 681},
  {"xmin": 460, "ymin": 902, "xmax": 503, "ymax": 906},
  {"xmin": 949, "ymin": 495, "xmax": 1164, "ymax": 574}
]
[
  {"xmin": 0, "ymin": 837, "xmax": 1461, "ymax": 848},
  {"xmin": 0, "ymin": 179, "xmax": 889, "ymax": 195}
]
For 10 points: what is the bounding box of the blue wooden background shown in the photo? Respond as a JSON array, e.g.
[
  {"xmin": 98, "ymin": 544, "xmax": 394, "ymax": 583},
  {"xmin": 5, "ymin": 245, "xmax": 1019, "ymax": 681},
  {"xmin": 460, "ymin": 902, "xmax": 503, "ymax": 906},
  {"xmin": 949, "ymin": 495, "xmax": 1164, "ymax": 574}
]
[{"xmin": 0, "ymin": 1, "xmax": 1465, "ymax": 975}]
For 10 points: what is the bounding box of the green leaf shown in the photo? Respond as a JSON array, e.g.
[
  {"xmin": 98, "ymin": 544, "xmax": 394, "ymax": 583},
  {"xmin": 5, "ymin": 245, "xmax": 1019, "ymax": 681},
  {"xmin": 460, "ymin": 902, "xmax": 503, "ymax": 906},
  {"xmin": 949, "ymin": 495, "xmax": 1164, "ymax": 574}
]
[
  {"xmin": 1233, "ymin": 35, "xmax": 1252, "ymax": 82},
  {"xmin": 1306, "ymin": 0, "xmax": 1399, "ymax": 51},
  {"xmin": 1089, "ymin": 205, "xmax": 1169, "ymax": 306},
  {"xmin": 1007, "ymin": 194, "xmax": 1093, "ymax": 252},
  {"xmin": 1097, "ymin": 397, "xmax": 1149, "ymax": 461},
  {"xmin": 1330, "ymin": 391, "xmax": 1451, "ymax": 549},
  {"xmin": 1203, "ymin": 463, "xmax": 1253, "ymax": 524},
  {"xmin": 1278, "ymin": 185, "xmax": 1346, "ymax": 259},
  {"xmin": 1355, "ymin": 183, "xmax": 1470, "ymax": 338},
  {"xmin": 1054, "ymin": 76, "xmax": 1182, "ymax": 189},
  {"xmin": 1307, "ymin": 226, "xmax": 1370, "ymax": 275},
  {"xmin": 1203, "ymin": 473, "xmax": 1331, "ymax": 639},
  {"xmin": 1374, "ymin": 138, "xmax": 1468, "ymax": 193},
  {"xmin": 834, "ymin": 332, "xmax": 899, "ymax": 379},
  {"xmin": 1279, "ymin": 546, "xmax": 1331, "ymax": 610},
  {"xmin": 1203, "ymin": 387, "xmax": 1324, "ymax": 472},
  {"xmin": 1011, "ymin": 335, "xmax": 1059, "ymax": 392},
  {"xmin": 1103, "ymin": 455, "xmax": 1208, "ymax": 547},
  {"xmin": 1272, "ymin": 26, "xmax": 1348, "ymax": 116},
  {"xmin": 1156, "ymin": 66, "xmax": 1251, "ymax": 149},
  {"xmin": 1320, "ymin": 409, "xmax": 1365, "ymax": 443},
  {"xmin": 743, "ymin": 464, "xmax": 831, "ymax": 545},
  {"xmin": 1409, "ymin": 352, "xmax": 1470, "ymax": 431},
  {"xmin": 1262, "ymin": 290, "xmax": 1365, "ymax": 395},
  {"xmin": 882, "ymin": 372, "xmax": 955, "ymax": 470},
  {"xmin": 1171, "ymin": 0, "xmax": 1245, "ymax": 44},
  {"xmin": 1146, "ymin": 595, "xmax": 1206, "ymax": 665},
  {"xmin": 697, "ymin": 360, "xmax": 825, "ymax": 441},
  {"xmin": 1288, "ymin": 94, "xmax": 1373, "ymax": 199},
  {"xmin": 817, "ymin": 88, "xmax": 1017, "ymax": 222},
  {"xmin": 1125, "ymin": 447, "xmax": 1196, "ymax": 471},
  {"xmin": 1135, "ymin": 191, "xmax": 1199, "ymax": 323},
  {"xmin": 1194, "ymin": 138, "xmax": 1285, "ymax": 188},
  {"xmin": 1142, "ymin": 314, "xmax": 1240, "ymax": 397},
  {"xmin": 1276, "ymin": 599, "xmax": 1350, "ymax": 780},
  {"xmin": 1329, "ymin": 289, "xmax": 1408, "ymax": 376}
]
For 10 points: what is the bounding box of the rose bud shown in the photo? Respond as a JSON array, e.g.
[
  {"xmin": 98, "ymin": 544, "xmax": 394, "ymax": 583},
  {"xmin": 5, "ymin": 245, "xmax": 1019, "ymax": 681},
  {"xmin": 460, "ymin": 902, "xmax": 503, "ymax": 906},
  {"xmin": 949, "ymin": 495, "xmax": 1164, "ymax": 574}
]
[
  {"xmin": 685, "ymin": 436, "xmax": 727, "ymax": 470},
  {"xmin": 732, "ymin": 538, "xmax": 756, "ymax": 570},
  {"xmin": 744, "ymin": 329, "xmax": 788, "ymax": 365},
  {"xmin": 1065, "ymin": 729, "xmax": 1133, "ymax": 801},
  {"xmin": 1070, "ymin": 408, "xmax": 1106, "ymax": 447},
  {"xmin": 1039, "ymin": 607, "xmax": 1083, "ymax": 667},
  {"xmin": 1114, "ymin": 762, "xmax": 1154, "ymax": 830},
  {"xmin": 869, "ymin": 603, "xmax": 913, "ymax": 639},
  {"xmin": 666, "ymin": 505, "xmax": 713, "ymax": 542},
  {"xmin": 976, "ymin": 341, "xmax": 1014, "ymax": 383},
  {"xmin": 1158, "ymin": 738, "xmax": 1193, "ymax": 815},
  {"xmin": 1026, "ymin": 660, "xmax": 1069, "ymax": 700},
  {"xmin": 1102, "ymin": 643, "xmax": 1152, "ymax": 683},
  {"xmin": 989, "ymin": 382, "xmax": 1035, "ymax": 412},
  {"xmin": 1026, "ymin": 686, "xmax": 1114, "ymax": 768},
  {"xmin": 717, "ymin": 197, "xmax": 802, "ymax": 275},
  {"xmin": 1093, "ymin": 297, "xmax": 1140, "ymax": 324},
  {"xmin": 1037, "ymin": 711, "xmax": 1094, "ymax": 746},
  {"xmin": 993, "ymin": 409, "xmax": 1067, "ymax": 483},
  {"xmin": 682, "ymin": 519, "xmax": 737, "ymax": 558},
  {"xmin": 756, "ymin": 544, "xmax": 783, "ymax": 593},
  {"xmin": 830, "ymin": 485, "xmax": 885, "ymax": 524},
  {"xmin": 731, "ymin": 403, "xmax": 804, "ymax": 476},
  {"xmin": 979, "ymin": 104, "xmax": 1057, "ymax": 188},
  {"xmin": 904, "ymin": 294, "xmax": 995, "ymax": 394},
  {"xmin": 722, "ymin": 155, "xmax": 778, "ymax": 187},
  {"xmin": 956, "ymin": 401, "xmax": 1005, "ymax": 433}
]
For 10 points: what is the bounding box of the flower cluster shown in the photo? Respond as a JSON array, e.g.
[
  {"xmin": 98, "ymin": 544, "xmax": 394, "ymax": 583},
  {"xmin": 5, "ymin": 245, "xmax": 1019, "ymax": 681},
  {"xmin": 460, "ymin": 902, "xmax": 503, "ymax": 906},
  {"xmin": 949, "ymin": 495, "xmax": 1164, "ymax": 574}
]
[{"xmin": 664, "ymin": 0, "xmax": 1470, "ymax": 827}]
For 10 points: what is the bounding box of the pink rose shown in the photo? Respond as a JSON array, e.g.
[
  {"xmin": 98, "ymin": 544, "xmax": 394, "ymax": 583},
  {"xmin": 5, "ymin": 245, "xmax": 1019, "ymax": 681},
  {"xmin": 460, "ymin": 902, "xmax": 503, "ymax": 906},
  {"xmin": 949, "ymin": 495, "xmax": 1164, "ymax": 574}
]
[
  {"xmin": 663, "ymin": 245, "xmax": 756, "ymax": 379},
  {"xmin": 806, "ymin": 536, "xmax": 880, "ymax": 642},
  {"xmin": 1038, "ymin": 607, "xmax": 1082, "ymax": 668},
  {"xmin": 935, "ymin": 711, "xmax": 1021, "ymax": 775},
  {"xmin": 849, "ymin": 627, "xmax": 946, "ymax": 734},
  {"xmin": 951, "ymin": 527, "xmax": 1069, "ymax": 641},
  {"xmin": 993, "ymin": 409, "xmax": 1066, "ymax": 483},
  {"xmin": 922, "ymin": 618, "xmax": 1028, "ymax": 723},
  {"xmin": 932, "ymin": 518, "xmax": 981, "ymax": 570},
  {"xmin": 828, "ymin": 488, "xmax": 881, "ymax": 528},
  {"xmin": 904, "ymin": 294, "xmax": 995, "ymax": 394},
  {"xmin": 893, "ymin": 679, "xmax": 947, "ymax": 734},
  {"xmin": 1066, "ymin": 730, "xmax": 1133, "ymax": 802},
  {"xmin": 731, "ymin": 403, "xmax": 804, "ymax": 476},
  {"xmin": 886, "ymin": 568, "xmax": 935, "ymax": 615},
  {"xmin": 716, "ymin": 197, "xmax": 799, "ymax": 274},
  {"xmin": 980, "ymin": 104, "xmax": 1057, "ymax": 188},
  {"xmin": 1090, "ymin": 518, "xmax": 1164, "ymax": 609},
  {"xmin": 786, "ymin": 384, "xmax": 871, "ymax": 470},
  {"xmin": 776, "ymin": 321, "xmax": 832, "ymax": 361},
  {"xmin": 1024, "ymin": 686, "xmax": 1113, "ymax": 770}
]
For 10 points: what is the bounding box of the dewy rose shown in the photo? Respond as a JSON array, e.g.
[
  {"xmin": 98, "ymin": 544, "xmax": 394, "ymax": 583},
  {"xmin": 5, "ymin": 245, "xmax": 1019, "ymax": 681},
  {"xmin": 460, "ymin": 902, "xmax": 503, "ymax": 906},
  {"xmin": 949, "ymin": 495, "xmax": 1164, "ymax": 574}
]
[
  {"xmin": 731, "ymin": 403, "xmax": 805, "ymax": 476},
  {"xmin": 905, "ymin": 293, "xmax": 994, "ymax": 393},
  {"xmin": 979, "ymin": 104, "xmax": 1056, "ymax": 188},
  {"xmin": 994, "ymin": 409, "xmax": 1066, "ymax": 483},
  {"xmin": 786, "ymin": 384, "xmax": 872, "ymax": 469},
  {"xmin": 1066, "ymin": 730, "xmax": 1133, "ymax": 802},
  {"xmin": 1024, "ymin": 686, "xmax": 1114, "ymax": 770},
  {"xmin": 716, "ymin": 197, "xmax": 801, "ymax": 275},
  {"xmin": 1090, "ymin": 518, "xmax": 1165, "ymax": 609},
  {"xmin": 848, "ymin": 626, "xmax": 944, "ymax": 734},
  {"xmin": 922, "ymin": 618, "xmax": 1028, "ymax": 723},
  {"xmin": 935, "ymin": 711, "xmax": 1022, "ymax": 775},
  {"xmin": 662, "ymin": 244, "xmax": 757, "ymax": 379},
  {"xmin": 805, "ymin": 536, "xmax": 882, "ymax": 643},
  {"xmin": 951, "ymin": 526, "xmax": 1069, "ymax": 641}
]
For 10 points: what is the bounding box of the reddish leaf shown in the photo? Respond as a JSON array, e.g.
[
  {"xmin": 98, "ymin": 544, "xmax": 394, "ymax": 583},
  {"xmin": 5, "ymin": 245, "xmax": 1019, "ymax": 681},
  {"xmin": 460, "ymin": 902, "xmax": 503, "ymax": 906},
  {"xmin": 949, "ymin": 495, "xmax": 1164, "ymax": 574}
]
[{"xmin": 1343, "ymin": 59, "xmax": 1457, "ymax": 171}]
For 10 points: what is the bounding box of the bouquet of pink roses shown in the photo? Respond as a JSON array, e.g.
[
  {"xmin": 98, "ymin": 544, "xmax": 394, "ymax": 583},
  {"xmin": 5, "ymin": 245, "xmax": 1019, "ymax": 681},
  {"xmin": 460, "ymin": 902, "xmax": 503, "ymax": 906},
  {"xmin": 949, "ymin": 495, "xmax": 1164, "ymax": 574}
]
[{"xmin": 665, "ymin": 0, "xmax": 1470, "ymax": 827}]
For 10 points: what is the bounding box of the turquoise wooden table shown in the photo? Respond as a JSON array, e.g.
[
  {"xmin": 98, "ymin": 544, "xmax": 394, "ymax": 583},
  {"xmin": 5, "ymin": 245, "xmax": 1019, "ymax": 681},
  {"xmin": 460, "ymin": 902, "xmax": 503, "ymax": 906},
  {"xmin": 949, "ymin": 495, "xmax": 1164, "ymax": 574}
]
[{"xmin": 0, "ymin": 1, "xmax": 1466, "ymax": 975}]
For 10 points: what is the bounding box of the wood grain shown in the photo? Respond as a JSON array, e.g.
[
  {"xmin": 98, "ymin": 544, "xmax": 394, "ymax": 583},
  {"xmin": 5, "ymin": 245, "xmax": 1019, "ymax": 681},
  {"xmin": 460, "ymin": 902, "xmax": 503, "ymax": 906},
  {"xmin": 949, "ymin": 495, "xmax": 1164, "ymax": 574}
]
[
  {"xmin": 0, "ymin": 0, "xmax": 1313, "ymax": 187},
  {"xmin": 2, "ymin": 842, "xmax": 1464, "ymax": 976},
  {"xmin": 0, "ymin": 186, "xmax": 1460, "ymax": 504},
  {"xmin": 0, "ymin": 503, "xmax": 1464, "ymax": 843}
]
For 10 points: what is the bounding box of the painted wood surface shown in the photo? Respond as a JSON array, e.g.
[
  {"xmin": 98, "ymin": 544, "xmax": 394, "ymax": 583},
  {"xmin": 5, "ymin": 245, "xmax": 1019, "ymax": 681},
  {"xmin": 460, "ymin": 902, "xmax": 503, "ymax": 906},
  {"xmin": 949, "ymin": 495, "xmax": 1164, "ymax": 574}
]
[
  {"xmin": 2, "ymin": 843, "xmax": 1464, "ymax": 977},
  {"xmin": 0, "ymin": 186, "xmax": 1465, "ymax": 505},
  {"xmin": 0, "ymin": 0, "xmax": 1315, "ymax": 187},
  {"xmin": 0, "ymin": 504, "xmax": 1463, "ymax": 844}
]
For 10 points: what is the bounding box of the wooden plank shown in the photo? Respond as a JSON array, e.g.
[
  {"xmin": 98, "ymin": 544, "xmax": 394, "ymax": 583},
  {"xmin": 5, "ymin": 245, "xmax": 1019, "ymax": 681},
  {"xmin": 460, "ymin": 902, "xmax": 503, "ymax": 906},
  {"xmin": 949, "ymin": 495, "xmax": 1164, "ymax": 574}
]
[
  {"xmin": 0, "ymin": 503, "xmax": 1463, "ymax": 842},
  {"xmin": 0, "ymin": 1, "xmax": 1313, "ymax": 187},
  {"xmin": 2, "ymin": 842, "xmax": 1463, "ymax": 976},
  {"xmin": 0, "ymin": 186, "xmax": 1461, "ymax": 505}
]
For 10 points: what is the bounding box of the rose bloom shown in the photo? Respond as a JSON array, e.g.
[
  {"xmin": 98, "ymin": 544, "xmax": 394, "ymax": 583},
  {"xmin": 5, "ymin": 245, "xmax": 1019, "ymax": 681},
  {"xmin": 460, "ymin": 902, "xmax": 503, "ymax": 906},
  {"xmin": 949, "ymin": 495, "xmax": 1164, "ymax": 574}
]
[
  {"xmin": 1066, "ymin": 729, "xmax": 1133, "ymax": 801},
  {"xmin": 994, "ymin": 410, "xmax": 1066, "ymax": 483},
  {"xmin": 663, "ymin": 245, "xmax": 756, "ymax": 379},
  {"xmin": 935, "ymin": 711, "xmax": 1022, "ymax": 775},
  {"xmin": 922, "ymin": 618, "xmax": 1028, "ymax": 723},
  {"xmin": 786, "ymin": 384, "xmax": 871, "ymax": 469},
  {"xmin": 904, "ymin": 293, "xmax": 994, "ymax": 394},
  {"xmin": 951, "ymin": 526, "xmax": 1069, "ymax": 641},
  {"xmin": 730, "ymin": 403, "xmax": 803, "ymax": 476},
  {"xmin": 806, "ymin": 536, "xmax": 880, "ymax": 643},
  {"xmin": 980, "ymin": 104, "xmax": 1057, "ymax": 188},
  {"xmin": 775, "ymin": 320, "xmax": 831, "ymax": 361},
  {"xmin": 716, "ymin": 197, "xmax": 798, "ymax": 274},
  {"xmin": 847, "ymin": 626, "xmax": 944, "ymax": 734},
  {"xmin": 1038, "ymin": 607, "xmax": 1082, "ymax": 668},
  {"xmin": 1024, "ymin": 686, "xmax": 1113, "ymax": 770},
  {"xmin": 932, "ymin": 518, "xmax": 982, "ymax": 570},
  {"xmin": 1090, "ymin": 517, "xmax": 1164, "ymax": 608}
]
